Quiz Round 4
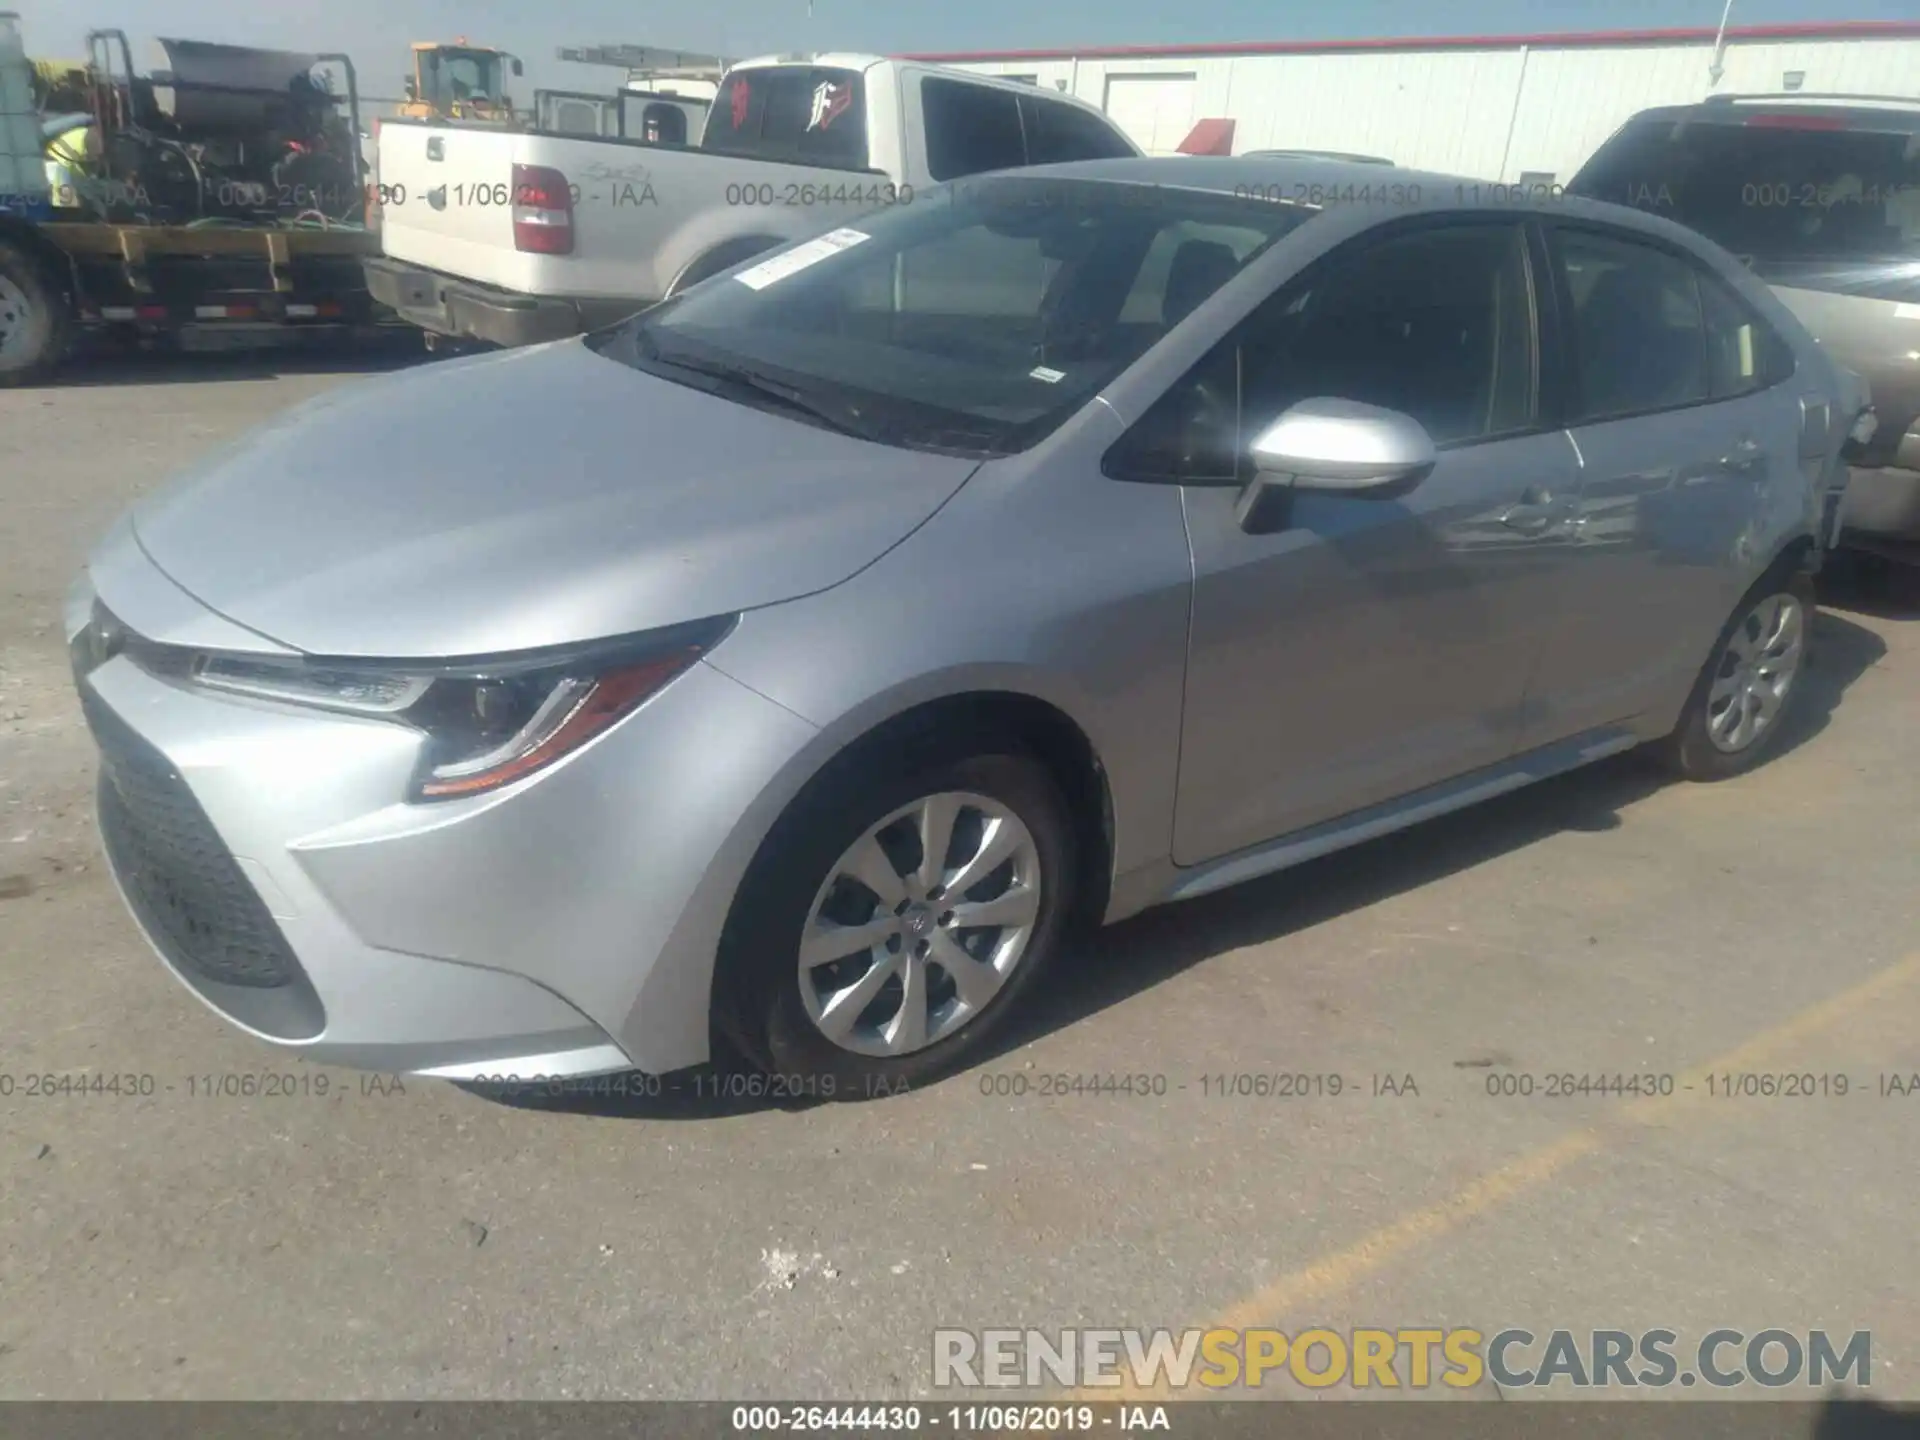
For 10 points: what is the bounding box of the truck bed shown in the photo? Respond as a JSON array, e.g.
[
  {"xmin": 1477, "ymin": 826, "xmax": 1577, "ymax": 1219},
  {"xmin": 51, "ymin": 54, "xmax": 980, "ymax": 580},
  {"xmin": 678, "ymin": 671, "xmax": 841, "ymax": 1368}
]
[{"xmin": 374, "ymin": 118, "xmax": 903, "ymax": 307}]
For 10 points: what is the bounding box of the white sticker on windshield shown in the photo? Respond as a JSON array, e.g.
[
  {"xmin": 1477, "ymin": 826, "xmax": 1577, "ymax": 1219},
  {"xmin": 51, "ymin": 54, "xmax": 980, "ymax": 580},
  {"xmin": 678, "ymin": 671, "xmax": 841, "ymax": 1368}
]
[
  {"xmin": 1029, "ymin": 366, "xmax": 1066, "ymax": 384},
  {"xmin": 734, "ymin": 228, "xmax": 871, "ymax": 291}
]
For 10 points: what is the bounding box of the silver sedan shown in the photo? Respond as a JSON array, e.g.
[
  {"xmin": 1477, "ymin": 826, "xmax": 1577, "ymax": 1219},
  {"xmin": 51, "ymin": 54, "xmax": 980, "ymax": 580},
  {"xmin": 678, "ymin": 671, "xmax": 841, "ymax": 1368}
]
[{"xmin": 67, "ymin": 157, "xmax": 1871, "ymax": 1094}]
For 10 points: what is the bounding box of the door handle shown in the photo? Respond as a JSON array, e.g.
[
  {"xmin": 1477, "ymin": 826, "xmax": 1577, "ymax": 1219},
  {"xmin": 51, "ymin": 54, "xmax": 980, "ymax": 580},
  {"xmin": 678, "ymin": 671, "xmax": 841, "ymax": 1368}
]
[
  {"xmin": 426, "ymin": 136, "xmax": 444, "ymax": 161},
  {"xmin": 1500, "ymin": 487, "xmax": 1563, "ymax": 536},
  {"xmin": 1719, "ymin": 438, "xmax": 1764, "ymax": 471}
]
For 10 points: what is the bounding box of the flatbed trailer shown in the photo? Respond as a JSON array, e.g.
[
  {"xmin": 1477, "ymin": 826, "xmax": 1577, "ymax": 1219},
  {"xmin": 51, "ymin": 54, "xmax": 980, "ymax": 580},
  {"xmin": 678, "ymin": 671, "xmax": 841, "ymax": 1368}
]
[
  {"xmin": 0, "ymin": 10, "xmax": 408, "ymax": 383},
  {"xmin": 0, "ymin": 212, "xmax": 402, "ymax": 381}
]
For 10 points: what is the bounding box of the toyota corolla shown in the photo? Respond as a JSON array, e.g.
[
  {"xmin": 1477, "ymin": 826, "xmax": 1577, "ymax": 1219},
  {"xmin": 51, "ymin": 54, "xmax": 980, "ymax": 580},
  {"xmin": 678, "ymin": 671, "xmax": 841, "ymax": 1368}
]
[{"xmin": 67, "ymin": 158, "xmax": 1871, "ymax": 1095}]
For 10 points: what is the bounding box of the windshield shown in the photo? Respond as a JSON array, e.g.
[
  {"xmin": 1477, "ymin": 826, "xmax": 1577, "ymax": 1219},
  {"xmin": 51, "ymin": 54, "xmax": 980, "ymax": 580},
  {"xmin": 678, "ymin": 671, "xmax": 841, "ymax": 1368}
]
[
  {"xmin": 425, "ymin": 51, "xmax": 504, "ymax": 108},
  {"xmin": 592, "ymin": 177, "xmax": 1315, "ymax": 455},
  {"xmin": 1570, "ymin": 116, "xmax": 1920, "ymax": 297}
]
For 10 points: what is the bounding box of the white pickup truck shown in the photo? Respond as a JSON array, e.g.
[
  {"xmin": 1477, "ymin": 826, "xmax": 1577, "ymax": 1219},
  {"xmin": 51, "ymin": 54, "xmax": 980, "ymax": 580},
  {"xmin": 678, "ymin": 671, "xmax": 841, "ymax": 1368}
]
[{"xmin": 365, "ymin": 53, "xmax": 1140, "ymax": 347}]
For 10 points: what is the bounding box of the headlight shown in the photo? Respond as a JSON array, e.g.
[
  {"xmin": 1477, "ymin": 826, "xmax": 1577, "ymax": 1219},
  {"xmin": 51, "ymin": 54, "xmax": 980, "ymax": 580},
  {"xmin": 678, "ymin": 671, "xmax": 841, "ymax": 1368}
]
[{"xmin": 187, "ymin": 618, "xmax": 733, "ymax": 802}]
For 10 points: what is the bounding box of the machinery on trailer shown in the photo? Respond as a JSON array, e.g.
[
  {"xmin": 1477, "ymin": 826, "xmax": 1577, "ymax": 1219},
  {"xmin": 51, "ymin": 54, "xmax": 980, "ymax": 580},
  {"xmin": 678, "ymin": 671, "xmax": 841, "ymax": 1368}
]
[
  {"xmin": 0, "ymin": 14, "xmax": 391, "ymax": 385},
  {"xmin": 398, "ymin": 40, "xmax": 523, "ymax": 125}
]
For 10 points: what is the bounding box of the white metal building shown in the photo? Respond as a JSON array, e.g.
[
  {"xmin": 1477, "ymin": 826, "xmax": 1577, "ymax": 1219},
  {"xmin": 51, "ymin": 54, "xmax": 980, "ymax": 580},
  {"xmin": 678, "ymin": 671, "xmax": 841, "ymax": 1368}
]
[{"xmin": 904, "ymin": 21, "xmax": 1920, "ymax": 184}]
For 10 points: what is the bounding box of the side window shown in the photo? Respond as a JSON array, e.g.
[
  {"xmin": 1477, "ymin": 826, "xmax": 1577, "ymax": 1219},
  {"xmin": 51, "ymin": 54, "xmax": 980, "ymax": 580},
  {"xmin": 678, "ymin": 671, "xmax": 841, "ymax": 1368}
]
[
  {"xmin": 1117, "ymin": 221, "xmax": 1276, "ymax": 326},
  {"xmin": 1556, "ymin": 229, "xmax": 1708, "ymax": 421},
  {"xmin": 1235, "ymin": 223, "xmax": 1536, "ymax": 446},
  {"xmin": 640, "ymin": 102, "xmax": 689, "ymax": 146},
  {"xmin": 1698, "ymin": 271, "xmax": 1795, "ymax": 399},
  {"xmin": 899, "ymin": 228, "xmax": 1059, "ymax": 318},
  {"xmin": 923, "ymin": 78, "xmax": 1027, "ymax": 181},
  {"xmin": 1020, "ymin": 95, "xmax": 1135, "ymax": 165},
  {"xmin": 554, "ymin": 100, "xmax": 600, "ymax": 136},
  {"xmin": 1108, "ymin": 222, "xmax": 1537, "ymax": 483}
]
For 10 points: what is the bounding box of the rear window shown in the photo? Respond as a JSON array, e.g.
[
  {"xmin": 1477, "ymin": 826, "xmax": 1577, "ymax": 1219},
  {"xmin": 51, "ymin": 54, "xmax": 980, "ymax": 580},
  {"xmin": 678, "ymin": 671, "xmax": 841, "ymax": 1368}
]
[
  {"xmin": 703, "ymin": 67, "xmax": 870, "ymax": 169},
  {"xmin": 1020, "ymin": 95, "xmax": 1135, "ymax": 166},
  {"xmin": 922, "ymin": 78, "xmax": 1027, "ymax": 181},
  {"xmin": 1570, "ymin": 116, "xmax": 1920, "ymax": 266}
]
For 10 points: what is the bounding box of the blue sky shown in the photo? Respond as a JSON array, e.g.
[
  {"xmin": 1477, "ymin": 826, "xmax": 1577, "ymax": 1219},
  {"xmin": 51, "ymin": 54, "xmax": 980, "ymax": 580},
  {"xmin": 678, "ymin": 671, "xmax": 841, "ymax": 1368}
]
[{"xmin": 15, "ymin": 0, "xmax": 1914, "ymax": 100}]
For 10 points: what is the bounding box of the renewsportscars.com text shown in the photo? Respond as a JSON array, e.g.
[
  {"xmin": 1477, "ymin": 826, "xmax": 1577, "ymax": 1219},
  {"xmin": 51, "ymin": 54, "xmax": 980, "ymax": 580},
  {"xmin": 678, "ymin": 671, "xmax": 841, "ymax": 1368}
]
[{"xmin": 932, "ymin": 1327, "xmax": 1872, "ymax": 1391}]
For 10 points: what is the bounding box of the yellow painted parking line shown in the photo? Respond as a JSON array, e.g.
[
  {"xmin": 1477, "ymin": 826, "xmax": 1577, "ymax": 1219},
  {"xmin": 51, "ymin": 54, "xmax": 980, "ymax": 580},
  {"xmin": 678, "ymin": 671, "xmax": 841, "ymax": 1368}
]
[{"xmin": 1077, "ymin": 948, "xmax": 1920, "ymax": 1403}]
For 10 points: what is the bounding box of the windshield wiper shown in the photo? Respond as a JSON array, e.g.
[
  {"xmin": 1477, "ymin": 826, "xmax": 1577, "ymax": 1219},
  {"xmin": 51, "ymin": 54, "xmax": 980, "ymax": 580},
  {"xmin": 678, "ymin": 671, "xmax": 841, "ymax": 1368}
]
[{"xmin": 635, "ymin": 336, "xmax": 886, "ymax": 444}]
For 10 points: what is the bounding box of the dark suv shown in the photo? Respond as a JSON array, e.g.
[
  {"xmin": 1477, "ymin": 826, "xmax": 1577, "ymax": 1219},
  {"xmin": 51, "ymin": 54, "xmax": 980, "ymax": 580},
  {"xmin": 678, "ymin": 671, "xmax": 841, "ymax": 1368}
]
[{"xmin": 1569, "ymin": 95, "xmax": 1920, "ymax": 554}]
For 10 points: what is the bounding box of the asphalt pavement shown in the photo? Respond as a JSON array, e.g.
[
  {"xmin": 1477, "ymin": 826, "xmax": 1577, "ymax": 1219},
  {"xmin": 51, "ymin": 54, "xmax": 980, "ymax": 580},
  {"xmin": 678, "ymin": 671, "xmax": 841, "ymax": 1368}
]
[{"xmin": 1, "ymin": 354, "xmax": 1916, "ymax": 1404}]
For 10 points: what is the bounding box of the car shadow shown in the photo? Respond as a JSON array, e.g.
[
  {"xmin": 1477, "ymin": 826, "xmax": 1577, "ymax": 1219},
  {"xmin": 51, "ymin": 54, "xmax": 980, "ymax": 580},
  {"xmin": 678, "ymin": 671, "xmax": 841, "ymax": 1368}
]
[
  {"xmin": 1772, "ymin": 604, "xmax": 1890, "ymax": 762},
  {"xmin": 1815, "ymin": 1394, "xmax": 1920, "ymax": 1439},
  {"xmin": 466, "ymin": 608, "xmax": 1884, "ymax": 1123}
]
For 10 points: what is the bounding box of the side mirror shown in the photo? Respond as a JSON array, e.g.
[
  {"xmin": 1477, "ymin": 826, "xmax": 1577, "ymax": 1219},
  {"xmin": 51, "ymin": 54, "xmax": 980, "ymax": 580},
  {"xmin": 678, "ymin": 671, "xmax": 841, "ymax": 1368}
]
[
  {"xmin": 403, "ymin": 77, "xmax": 417, "ymax": 100},
  {"xmin": 512, "ymin": 58, "xmax": 524, "ymax": 78},
  {"xmin": 1233, "ymin": 398, "xmax": 1435, "ymax": 534},
  {"xmin": 1249, "ymin": 398, "xmax": 1437, "ymax": 492}
]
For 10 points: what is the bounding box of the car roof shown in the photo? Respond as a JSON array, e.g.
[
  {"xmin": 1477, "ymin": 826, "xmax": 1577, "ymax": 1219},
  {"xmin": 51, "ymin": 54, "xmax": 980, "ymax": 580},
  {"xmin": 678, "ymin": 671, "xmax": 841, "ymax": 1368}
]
[
  {"xmin": 723, "ymin": 53, "xmax": 1128, "ymax": 124},
  {"xmin": 731, "ymin": 52, "xmax": 893, "ymax": 72},
  {"xmin": 1613, "ymin": 95, "xmax": 1920, "ymax": 133},
  {"xmin": 1005, "ymin": 154, "xmax": 1467, "ymax": 194},
  {"xmin": 979, "ymin": 156, "xmax": 1763, "ymax": 259},
  {"xmin": 1244, "ymin": 149, "xmax": 1396, "ymax": 165}
]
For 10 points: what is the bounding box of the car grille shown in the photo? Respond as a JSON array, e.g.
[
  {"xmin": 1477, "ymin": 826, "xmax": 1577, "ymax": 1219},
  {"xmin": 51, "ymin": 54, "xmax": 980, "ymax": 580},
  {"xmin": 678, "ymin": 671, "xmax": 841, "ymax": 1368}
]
[{"xmin": 82, "ymin": 687, "xmax": 305, "ymax": 991}]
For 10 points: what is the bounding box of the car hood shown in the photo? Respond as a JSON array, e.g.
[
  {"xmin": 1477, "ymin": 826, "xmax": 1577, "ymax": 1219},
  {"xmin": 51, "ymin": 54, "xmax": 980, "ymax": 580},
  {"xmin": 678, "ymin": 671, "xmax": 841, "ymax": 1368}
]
[{"xmin": 127, "ymin": 339, "xmax": 981, "ymax": 659}]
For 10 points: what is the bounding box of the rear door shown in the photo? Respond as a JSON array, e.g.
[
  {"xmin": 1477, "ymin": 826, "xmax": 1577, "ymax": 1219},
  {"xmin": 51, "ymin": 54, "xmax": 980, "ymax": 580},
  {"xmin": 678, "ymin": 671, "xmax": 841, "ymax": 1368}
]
[{"xmin": 1522, "ymin": 222, "xmax": 1806, "ymax": 747}]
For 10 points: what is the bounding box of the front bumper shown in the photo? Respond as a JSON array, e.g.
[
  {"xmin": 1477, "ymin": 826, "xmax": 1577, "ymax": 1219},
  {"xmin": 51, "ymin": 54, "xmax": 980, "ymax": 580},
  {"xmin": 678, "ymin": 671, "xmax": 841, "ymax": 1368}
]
[
  {"xmin": 363, "ymin": 257, "xmax": 648, "ymax": 349},
  {"xmin": 68, "ymin": 559, "xmax": 820, "ymax": 1079}
]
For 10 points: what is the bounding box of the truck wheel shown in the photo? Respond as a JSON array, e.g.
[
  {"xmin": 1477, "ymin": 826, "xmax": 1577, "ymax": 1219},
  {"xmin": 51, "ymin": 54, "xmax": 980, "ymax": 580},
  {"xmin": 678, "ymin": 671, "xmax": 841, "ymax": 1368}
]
[{"xmin": 0, "ymin": 240, "xmax": 74, "ymax": 388}]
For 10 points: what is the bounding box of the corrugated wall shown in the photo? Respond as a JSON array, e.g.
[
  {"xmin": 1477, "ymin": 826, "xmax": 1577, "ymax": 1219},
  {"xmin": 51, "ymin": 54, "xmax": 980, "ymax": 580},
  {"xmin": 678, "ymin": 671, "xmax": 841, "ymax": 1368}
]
[{"xmin": 946, "ymin": 36, "xmax": 1920, "ymax": 180}]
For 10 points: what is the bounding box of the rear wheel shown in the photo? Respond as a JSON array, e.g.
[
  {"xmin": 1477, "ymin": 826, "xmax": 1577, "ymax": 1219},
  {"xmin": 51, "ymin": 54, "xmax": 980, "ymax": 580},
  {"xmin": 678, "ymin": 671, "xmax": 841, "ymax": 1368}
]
[
  {"xmin": 1658, "ymin": 572, "xmax": 1814, "ymax": 781},
  {"xmin": 0, "ymin": 240, "xmax": 73, "ymax": 388},
  {"xmin": 717, "ymin": 746, "xmax": 1077, "ymax": 1097}
]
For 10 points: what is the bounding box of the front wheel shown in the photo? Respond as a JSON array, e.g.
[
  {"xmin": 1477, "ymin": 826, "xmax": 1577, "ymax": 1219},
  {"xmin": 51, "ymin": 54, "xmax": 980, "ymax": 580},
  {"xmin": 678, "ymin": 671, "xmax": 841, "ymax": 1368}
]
[
  {"xmin": 718, "ymin": 748, "xmax": 1078, "ymax": 1096},
  {"xmin": 1658, "ymin": 573, "xmax": 1814, "ymax": 781}
]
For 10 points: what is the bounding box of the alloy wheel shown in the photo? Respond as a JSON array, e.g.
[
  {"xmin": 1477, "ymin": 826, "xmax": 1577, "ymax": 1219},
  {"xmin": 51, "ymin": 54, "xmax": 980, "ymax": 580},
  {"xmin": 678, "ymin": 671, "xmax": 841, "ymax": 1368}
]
[
  {"xmin": 1706, "ymin": 591, "xmax": 1806, "ymax": 754},
  {"xmin": 797, "ymin": 790, "xmax": 1043, "ymax": 1058}
]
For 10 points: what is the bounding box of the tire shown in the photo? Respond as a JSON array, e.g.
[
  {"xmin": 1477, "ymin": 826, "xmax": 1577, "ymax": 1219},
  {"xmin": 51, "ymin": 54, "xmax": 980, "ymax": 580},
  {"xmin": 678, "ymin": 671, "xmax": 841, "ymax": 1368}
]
[
  {"xmin": 715, "ymin": 740, "xmax": 1078, "ymax": 1098},
  {"xmin": 0, "ymin": 240, "xmax": 74, "ymax": 388},
  {"xmin": 1657, "ymin": 570, "xmax": 1815, "ymax": 781}
]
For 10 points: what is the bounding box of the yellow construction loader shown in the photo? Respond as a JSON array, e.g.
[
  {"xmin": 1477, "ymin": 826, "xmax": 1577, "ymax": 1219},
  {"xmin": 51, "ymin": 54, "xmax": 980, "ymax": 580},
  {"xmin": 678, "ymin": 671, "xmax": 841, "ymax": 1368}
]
[{"xmin": 398, "ymin": 41, "xmax": 522, "ymax": 124}]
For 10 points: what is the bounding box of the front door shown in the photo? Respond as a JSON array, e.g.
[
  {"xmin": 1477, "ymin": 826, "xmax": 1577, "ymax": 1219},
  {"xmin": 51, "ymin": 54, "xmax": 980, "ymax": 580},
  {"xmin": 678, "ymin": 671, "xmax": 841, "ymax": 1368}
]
[{"xmin": 1156, "ymin": 219, "xmax": 1584, "ymax": 865}]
